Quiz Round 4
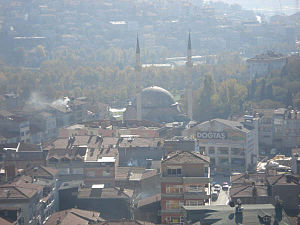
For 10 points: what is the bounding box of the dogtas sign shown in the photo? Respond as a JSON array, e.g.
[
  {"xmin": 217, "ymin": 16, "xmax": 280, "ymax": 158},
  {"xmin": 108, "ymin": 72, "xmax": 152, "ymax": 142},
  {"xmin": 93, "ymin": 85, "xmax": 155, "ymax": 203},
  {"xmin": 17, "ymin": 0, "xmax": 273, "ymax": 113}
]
[{"xmin": 196, "ymin": 131, "xmax": 227, "ymax": 140}]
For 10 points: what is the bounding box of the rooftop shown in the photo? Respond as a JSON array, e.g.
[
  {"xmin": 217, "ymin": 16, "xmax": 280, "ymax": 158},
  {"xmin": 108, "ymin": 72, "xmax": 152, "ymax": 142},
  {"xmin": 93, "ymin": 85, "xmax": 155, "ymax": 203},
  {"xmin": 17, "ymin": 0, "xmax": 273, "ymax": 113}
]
[
  {"xmin": 77, "ymin": 187, "xmax": 133, "ymax": 199},
  {"xmin": 162, "ymin": 151, "xmax": 210, "ymax": 164},
  {"xmin": 44, "ymin": 208, "xmax": 104, "ymax": 225},
  {"xmin": 183, "ymin": 204, "xmax": 291, "ymax": 225}
]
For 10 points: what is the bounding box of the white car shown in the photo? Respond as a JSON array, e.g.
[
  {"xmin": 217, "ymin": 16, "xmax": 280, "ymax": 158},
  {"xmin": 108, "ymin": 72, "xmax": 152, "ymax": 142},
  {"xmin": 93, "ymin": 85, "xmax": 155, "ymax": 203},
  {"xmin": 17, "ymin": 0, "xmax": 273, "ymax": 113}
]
[{"xmin": 214, "ymin": 184, "xmax": 221, "ymax": 192}]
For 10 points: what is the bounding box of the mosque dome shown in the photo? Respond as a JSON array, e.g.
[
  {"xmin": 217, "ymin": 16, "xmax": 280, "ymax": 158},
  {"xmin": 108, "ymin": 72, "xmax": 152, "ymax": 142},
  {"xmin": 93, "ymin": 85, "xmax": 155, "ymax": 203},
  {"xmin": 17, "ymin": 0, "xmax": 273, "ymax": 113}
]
[{"xmin": 141, "ymin": 86, "xmax": 176, "ymax": 108}]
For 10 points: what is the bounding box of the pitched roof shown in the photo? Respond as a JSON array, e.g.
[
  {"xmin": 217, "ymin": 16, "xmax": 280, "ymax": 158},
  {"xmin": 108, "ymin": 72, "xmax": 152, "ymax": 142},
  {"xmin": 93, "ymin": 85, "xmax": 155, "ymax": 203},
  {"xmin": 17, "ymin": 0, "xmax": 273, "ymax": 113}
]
[
  {"xmin": 94, "ymin": 220, "xmax": 154, "ymax": 225},
  {"xmin": 184, "ymin": 204, "xmax": 291, "ymax": 225},
  {"xmin": 25, "ymin": 166, "xmax": 58, "ymax": 178},
  {"xmin": 0, "ymin": 217, "xmax": 13, "ymax": 225},
  {"xmin": 77, "ymin": 187, "xmax": 133, "ymax": 199},
  {"xmin": 266, "ymin": 174, "xmax": 299, "ymax": 185},
  {"xmin": 162, "ymin": 151, "xmax": 210, "ymax": 164},
  {"xmin": 229, "ymin": 185, "xmax": 268, "ymax": 198},
  {"xmin": 44, "ymin": 208, "xmax": 104, "ymax": 225},
  {"xmin": 0, "ymin": 176, "xmax": 43, "ymax": 200}
]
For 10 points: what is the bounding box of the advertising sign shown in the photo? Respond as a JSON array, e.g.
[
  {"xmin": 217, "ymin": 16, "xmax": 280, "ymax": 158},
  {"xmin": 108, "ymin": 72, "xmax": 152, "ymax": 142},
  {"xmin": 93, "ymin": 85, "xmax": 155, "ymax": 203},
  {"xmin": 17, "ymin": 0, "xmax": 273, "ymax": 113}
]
[{"xmin": 196, "ymin": 131, "xmax": 227, "ymax": 140}]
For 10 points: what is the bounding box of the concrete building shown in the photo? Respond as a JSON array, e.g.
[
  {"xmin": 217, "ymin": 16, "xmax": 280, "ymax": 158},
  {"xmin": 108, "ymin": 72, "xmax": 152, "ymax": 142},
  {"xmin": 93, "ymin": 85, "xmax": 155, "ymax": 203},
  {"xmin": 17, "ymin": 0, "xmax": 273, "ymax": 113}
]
[
  {"xmin": 0, "ymin": 173, "xmax": 58, "ymax": 225},
  {"xmin": 1, "ymin": 142, "xmax": 46, "ymax": 169},
  {"xmin": 0, "ymin": 111, "xmax": 30, "ymax": 144},
  {"xmin": 160, "ymin": 151, "xmax": 210, "ymax": 224},
  {"xmin": 83, "ymin": 146, "xmax": 118, "ymax": 188},
  {"xmin": 272, "ymin": 108, "xmax": 300, "ymax": 149},
  {"xmin": 118, "ymin": 137, "xmax": 164, "ymax": 167},
  {"xmin": 77, "ymin": 185, "xmax": 133, "ymax": 220},
  {"xmin": 247, "ymin": 51, "xmax": 288, "ymax": 79},
  {"xmin": 183, "ymin": 118, "xmax": 259, "ymax": 173},
  {"xmin": 183, "ymin": 204, "xmax": 291, "ymax": 225}
]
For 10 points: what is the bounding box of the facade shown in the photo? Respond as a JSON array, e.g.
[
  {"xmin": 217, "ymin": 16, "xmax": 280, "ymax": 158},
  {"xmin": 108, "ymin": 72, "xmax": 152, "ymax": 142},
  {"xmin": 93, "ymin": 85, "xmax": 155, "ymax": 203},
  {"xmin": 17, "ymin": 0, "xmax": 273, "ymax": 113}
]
[
  {"xmin": 160, "ymin": 151, "xmax": 210, "ymax": 224},
  {"xmin": 77, "ymin": 185, "xmax": 133, "ymax": 220},
  {"xmin": 247, "ymin": 51, "xmax": 288, "ymax": 79},
  {"xmin": 0, "ymin": 111, "xmax": 30, "ymax": 144},
  {"xmin": 0, "ymin": 176, "xmax": 43, "ymax": 225},
  {"xmin": 183, "ymin": 118, "xmax": 259, "ymax": 173},
  {"xmin": 84, "ymin": 146, "xmax": 118, "ymax": 187},
  {"xmin": 272, "ymin": 108, "xmax": 300, "ymax": 149},
  {"xmin": 118, "ymin": 137, "xmax": 164, "ymax": 167},
  {"xmin": 255, "ymin": 109, "xmax": 274, "ymax": 147},
  {"xmin": 1, "ymin": 143, "xmax": 46, "ymax": 169},
  {"xmin": 29, "ymin": 112, "xmax": 58, "ymax": 144}
]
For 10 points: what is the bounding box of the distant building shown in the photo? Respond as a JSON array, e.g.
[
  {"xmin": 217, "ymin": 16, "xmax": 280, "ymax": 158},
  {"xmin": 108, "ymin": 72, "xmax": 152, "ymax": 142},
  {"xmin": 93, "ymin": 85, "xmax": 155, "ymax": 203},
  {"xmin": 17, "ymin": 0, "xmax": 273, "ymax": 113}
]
[
  {"xmin": 183, "ymin": 118, "xmax": 259, "ymax": 173},
  {"xmin": 0, "ymin": 111, "xmax": 30, "ymax": 143},
  {"xmin": 183, "ymin": 204, "xmax": 291, "ymax": 225},
  {"xmin": 160, "ymin": 151, "xmax": 210, "ymax": 224},
  {"xmin": 124, "ymin": 86, "xmax": 184, "ymax": 123},
  {"xmin": 44, "ymin": 208, "xmax": 103, "ymax": 225},
  {"xmin": 83, "ymin": 145, "xmax": 118, "ymax": 188},
  {"xmin": 272, "ymin": 108, "xmax": 300, "ymax": 149},
  {"xmin": 246, "ymin": 51, "xmax": 288, "ymax": 79},
  {"xmin": 117, "ymin": 137, "xmax": 164, "ymax": 167},
  {"xmin": 1, "ymin": 142, "xmax": 46, "ymax": 170},
  {"xmin": 77, "ymin": 185, "xmax": 133, "ymax": 220},
  {"xmin": 0, "ymin": 174, "xmax": 56, "ymax": 225}
]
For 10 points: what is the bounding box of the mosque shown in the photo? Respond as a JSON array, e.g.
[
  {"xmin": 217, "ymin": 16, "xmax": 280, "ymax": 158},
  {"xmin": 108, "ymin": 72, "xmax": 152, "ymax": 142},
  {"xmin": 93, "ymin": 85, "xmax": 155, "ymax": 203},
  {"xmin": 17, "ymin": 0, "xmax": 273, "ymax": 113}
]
[{"xmin": 123, "ymin": 33, "xmax": 193, "ymax": 123}]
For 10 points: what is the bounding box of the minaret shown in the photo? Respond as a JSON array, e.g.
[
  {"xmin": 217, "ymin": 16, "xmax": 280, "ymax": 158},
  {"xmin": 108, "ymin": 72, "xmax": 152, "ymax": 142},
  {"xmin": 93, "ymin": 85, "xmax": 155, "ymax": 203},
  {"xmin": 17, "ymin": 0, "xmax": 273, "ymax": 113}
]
[
  {"xmin": 135, "ymin": 34, "xmax": 142, "ymax": 121},
  {"xmin": 186, "ymin": 31, "xmax": 193, "ymax": 120},
  {"xmin": 186, "ymin": 32, "xmax": 193, "ymax": 68}
]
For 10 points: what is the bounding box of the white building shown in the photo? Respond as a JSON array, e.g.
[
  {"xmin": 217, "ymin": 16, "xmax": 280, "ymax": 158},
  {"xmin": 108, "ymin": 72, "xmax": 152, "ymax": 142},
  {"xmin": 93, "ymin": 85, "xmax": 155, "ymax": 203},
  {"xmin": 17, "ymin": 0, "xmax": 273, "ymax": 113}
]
[{"xmin": 182, "ymin": 118, "xmax": 259, "ymax": 173}]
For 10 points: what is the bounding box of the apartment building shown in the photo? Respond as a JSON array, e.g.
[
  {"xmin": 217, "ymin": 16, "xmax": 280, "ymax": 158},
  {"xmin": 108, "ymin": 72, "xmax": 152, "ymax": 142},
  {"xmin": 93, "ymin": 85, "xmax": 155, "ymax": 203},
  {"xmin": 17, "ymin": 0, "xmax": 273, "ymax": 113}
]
[
  {"xmin": 160, "ymin": 151, "xmax": 210, "ymax": 224},
  {"xmin": 183, "ymin": 118, "xmax": 259, "ymax": 173}
]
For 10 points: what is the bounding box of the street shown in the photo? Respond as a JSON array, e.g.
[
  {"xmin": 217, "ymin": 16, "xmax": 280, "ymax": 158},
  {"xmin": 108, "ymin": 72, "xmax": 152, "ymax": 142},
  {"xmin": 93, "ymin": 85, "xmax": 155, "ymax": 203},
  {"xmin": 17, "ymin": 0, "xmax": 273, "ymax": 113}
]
[
  {"xmin": 210, "ymin": 174, "xmax": 230, "ymax": 205},
  {"xmin": 211, "ymin": 189, "xmax": 230, "ymax": 205}
]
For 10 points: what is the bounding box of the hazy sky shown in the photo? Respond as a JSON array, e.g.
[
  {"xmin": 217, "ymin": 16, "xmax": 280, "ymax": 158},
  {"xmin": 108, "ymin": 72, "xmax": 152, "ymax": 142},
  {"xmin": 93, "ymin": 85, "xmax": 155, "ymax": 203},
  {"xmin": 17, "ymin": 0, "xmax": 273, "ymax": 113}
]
[{"xmin": 206, "ymin": 0, "xmax": 299, "ymax": 15}]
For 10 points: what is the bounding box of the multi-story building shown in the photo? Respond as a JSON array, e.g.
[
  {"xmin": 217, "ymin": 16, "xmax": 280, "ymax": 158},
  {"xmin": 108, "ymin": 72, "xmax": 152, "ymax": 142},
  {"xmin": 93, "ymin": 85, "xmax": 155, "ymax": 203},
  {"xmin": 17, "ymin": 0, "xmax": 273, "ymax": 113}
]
[
  {"xmin": 0, "ymin": 176, "xmax": 43, "ymax": 225},
  {"xmin": 254, "ymin": 109, "xmax": 274, "ymax": 147},
  {"xmin": 1, "ymin": 142, "xmax": 46, "ymax": 169},
  {"xmin": 84, "ymin": 146, "xmax": 118, "ymax": 187},
  {"xmin": 0, "ymin": 111, "xmax": 30, "ymax": 144},
  {"xmin": 29, "ymin": 112, "xmax": 58, "ymax": 144},
  {"xmin": 272, "ymin": 108, "xmax": 300, "ymax": 149},
  {"xmin": 246, "ymin": 51, "xmax": 288, "ymax": 79},
  {"xmin": 160, "ymin": 151, "xmax": 210, "ymax": 224},
  {"xmin": 182, "ymin": 118, "xmax": 259, "ymax": 173}
]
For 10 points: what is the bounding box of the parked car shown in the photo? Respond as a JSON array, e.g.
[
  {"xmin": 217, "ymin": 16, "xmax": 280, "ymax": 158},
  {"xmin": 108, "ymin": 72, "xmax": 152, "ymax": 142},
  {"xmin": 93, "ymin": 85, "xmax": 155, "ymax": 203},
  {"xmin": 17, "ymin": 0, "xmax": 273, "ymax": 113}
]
[
  {"xmin": 222, "ymin": 183, "xmax": 229, "ymax": 191},
  {"xmin": 214, "ymin": 184, "xmax": 221, "ymax": 192},
  {"xmin": 212, "ymin": 191, "xmax": 219, "ymax": 201}
]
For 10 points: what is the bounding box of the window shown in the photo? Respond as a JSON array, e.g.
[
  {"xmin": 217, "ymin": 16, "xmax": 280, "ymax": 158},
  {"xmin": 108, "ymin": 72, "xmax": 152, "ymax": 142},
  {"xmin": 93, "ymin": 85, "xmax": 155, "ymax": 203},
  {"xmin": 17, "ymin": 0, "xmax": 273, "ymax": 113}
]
[
  {"xmin": 218, "ymin": 147, "xmax": 228, "ymax": 155},
  {"xmin": 231, "ymin": 148, "xmax": 242, "ymax": 155},
  {"xmin": 166, "ymin": 185, "xmax": 183, "ymax": 193},
  {"xmin": 186, "ymin": 185, "xmax": 203, "ymax": 192},
  {"xmin": 185, "ymin": 200, "xmax": 203, "ymax": 206},
  {"xmin": 165, "ymin": 216, "xmax": 184, "ymax": 223},
  {"xmin": 87, "ymin": 171, "xmax": 95, "ymax": 177},
  {"xmin": 167, "ymin": 168, "xmax": 182, "ymax": 176},
  {"xmin": 165, "ymin": 200, "xmax": 183, "ymax": 209},
  {"xmin": 208, "ymin": 147, "xmax": 215, "ymax": 154}
]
